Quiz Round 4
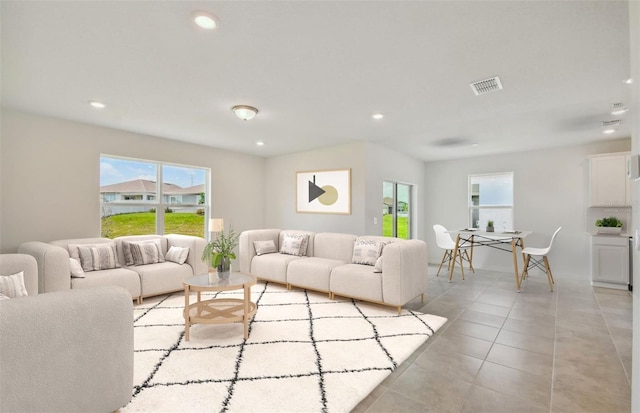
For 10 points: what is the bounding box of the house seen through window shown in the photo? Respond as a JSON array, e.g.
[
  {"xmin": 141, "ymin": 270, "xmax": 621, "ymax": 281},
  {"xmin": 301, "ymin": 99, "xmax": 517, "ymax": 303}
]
[
  {"xmin": 100, "ymin": 155, "xmax": 209, "ymax": 238},
  {"xmin": 469, "ymin": 172, "xmax": 514, "ymax": 231}
]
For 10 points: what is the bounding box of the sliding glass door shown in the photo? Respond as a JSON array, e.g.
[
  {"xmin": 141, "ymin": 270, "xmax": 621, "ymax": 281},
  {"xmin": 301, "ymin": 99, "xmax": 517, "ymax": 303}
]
[{"xmin": 383, "ymin": 181, "xmax": 412, "ymax": 239}]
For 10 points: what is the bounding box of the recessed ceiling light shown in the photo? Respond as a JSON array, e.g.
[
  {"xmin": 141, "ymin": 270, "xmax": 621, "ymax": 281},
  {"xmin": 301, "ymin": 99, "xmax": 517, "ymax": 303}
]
[
  {"xmin": 192, "ymin": 11, "xmax": 217, "ymax": 30},
  {"xmin": 625, "ymin": 78, "xmax": 632, "ymax": 84},
  {"xmin": 256, "ymin": 141, "xmax": 265, "ymax": 146},
  {"xmin": 471, "ymin": 143, "xmax": 480, "ymax": 147},
  {"xmin": 89, "ymin": 100, "xmax": 106, "ymax": 109},
  {"xmin": 603, "ymin": 129, "xmax": 616, "ymax": 134},
  {"xmin": 372, "ymin": 113, "xmax": 384, "ymax": 120}
]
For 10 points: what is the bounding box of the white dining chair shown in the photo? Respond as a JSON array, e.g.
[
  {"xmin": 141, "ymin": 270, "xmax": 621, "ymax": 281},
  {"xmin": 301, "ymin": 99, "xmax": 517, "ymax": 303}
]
[
  {"xmin": 433, "ymin": 224, "xmax": 474, "ymax": 279},
  {"xmin": 520, "ymin": 227, "xmax": 562, "ymax": 291}
]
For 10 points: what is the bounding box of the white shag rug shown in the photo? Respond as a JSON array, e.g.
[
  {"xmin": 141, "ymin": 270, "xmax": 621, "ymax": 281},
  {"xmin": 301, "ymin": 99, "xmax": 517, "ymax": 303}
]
[{"xmin": 122, "ymin": 282, "xmax": 447, "ymax": 413}]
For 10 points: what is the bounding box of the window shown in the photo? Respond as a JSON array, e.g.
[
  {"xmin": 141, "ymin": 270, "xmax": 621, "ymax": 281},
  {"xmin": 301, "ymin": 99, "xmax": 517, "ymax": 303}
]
[
  {"xmin": 383, "ymin": 181, "xmax": 413, "ymax": 239},
  {"xmin": 100, "ymin": 155, "xmax": 209, "ymax": 238},
  {"xmin": 468, "ymin": 172, "xmax": 514, "ymax": 231}
]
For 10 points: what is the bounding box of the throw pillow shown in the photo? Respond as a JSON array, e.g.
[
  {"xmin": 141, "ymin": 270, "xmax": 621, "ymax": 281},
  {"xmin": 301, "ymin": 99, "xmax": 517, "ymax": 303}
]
[
  {"xmin": 165, "ymin": 246, "xmax": 189, "ymax": 264},
  {"xmin": 0, "ymin": 271, "xmax": 28, "ymax": 298},
  {"xmin": 69, "ymin": 258, "xmax": 85, "ymax": 278},
  {"xmin": 0, "ymin": 293, "xmax": 10, "ymax": 301},
  {"xmin": 352, "ymin": 239, "xmax": 382, "ymax": 266},
  {"xmin": 78, "ymin": 244, "xmax": 119, "ymax": 271},
  {"xmin": 374, "ymin": 255, "xmax": 383, "ymax": 273},
  {"xmin": 280, "ymin": 233, "xmax": 309, "ymax": 256},
  {"xmin": 130, "ymin": 242, "xmax": 162, "ymax": 266},
  {"xmin": 69, "ymin": 242, "xmax": 121, "ymax": 271},
  {"xmin": 122, "ymin": 239, "xmax": 165, "ymax": 266},
  {"xmin": 254, "ymin": 240, "xmax": 277, "ymax": 256}
]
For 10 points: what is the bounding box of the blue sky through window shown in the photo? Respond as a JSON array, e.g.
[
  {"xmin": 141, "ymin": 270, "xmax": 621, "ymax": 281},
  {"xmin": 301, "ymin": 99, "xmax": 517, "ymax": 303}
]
[{"xmin": 100, "ymin": 157, "xmax": 206, "ymax": 188}]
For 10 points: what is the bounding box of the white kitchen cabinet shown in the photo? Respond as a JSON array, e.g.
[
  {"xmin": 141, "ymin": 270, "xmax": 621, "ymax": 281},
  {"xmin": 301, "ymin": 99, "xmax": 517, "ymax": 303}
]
[
  {"xmin": 588, "ymin": 153, "xmax": 631, "ymax": 207},
  {"xmin": 591, "ymin": 235, "xmax": 630, "ymax": 289}
]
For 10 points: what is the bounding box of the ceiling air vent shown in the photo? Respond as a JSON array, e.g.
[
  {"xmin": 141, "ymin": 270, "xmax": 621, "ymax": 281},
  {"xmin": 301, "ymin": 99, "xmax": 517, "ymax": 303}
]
[
  {"xmin": 470, "ymin": 76, "xmax": 503, "ymax": 96},
  {"xmin": 612, "ymin": 102, "xmax": 625, "ymax": 111},
  {"xmin": 601, "ymin": 120, "xmax": 621, "ymax": 128}
]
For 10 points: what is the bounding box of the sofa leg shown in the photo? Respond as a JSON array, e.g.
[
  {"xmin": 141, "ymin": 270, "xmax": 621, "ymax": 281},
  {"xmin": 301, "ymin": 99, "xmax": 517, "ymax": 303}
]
[
  {"xmin": 397, "ymin": 306, "xmax": 402, "ymax": 315},
  {"xmin": 137, "ymin": 296, "xmax": 142, "ymax": 305}
]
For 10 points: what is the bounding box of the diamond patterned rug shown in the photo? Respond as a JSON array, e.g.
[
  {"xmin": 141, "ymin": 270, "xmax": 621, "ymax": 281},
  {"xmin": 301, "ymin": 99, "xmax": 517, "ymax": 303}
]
[{"xmin": 121, "ymin": 282, "xmax": 447, "ymax": 413}]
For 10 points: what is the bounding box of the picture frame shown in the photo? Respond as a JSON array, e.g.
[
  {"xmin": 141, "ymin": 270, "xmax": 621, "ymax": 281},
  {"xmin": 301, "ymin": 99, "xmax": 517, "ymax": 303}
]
[{"xmin": 296, "ymin": 168, "xmax": 351, "ymax": 214}]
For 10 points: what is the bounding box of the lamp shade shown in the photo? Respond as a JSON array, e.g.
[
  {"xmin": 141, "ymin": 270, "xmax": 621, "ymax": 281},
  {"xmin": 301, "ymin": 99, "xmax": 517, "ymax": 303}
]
[
  {"xmin": 209, "ymin": 218, "xmax": 224, "ymax": 232},
  {"xmin": 232, "ymin": 105, "xmax": 258, "ymax": 121}
]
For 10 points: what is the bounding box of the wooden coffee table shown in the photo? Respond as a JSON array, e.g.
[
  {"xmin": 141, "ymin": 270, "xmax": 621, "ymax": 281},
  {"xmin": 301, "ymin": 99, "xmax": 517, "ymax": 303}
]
[{"xmin": 183, "ymin": 272, "xmax": 257, "ymax": 341}]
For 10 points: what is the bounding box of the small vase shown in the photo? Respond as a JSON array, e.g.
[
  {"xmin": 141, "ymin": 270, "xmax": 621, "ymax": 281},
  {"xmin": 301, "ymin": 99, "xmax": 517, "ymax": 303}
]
[{"xmin": 217, "ymin": 257, "xmax": 231, "ymax": 279}]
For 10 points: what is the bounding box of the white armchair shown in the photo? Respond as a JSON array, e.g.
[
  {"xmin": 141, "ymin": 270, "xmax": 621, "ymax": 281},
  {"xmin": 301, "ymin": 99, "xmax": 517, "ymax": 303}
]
[{"xmin": 0, "ymin": 253, "xmax": 133, "ymax": 413}]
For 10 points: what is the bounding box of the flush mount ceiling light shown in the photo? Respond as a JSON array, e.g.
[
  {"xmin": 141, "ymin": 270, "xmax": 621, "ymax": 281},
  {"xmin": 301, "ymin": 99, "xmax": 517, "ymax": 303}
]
[
  {"xmin": 232, "ymin": 105, "xmax": 258, "ymax": 121},
  {"xmin": 192, "ymin": 11, "xmax": 218, "ymax": 30},
  {"xmin": 89, "ymin": 100, "xmax": 106, "ymax": 109},
  {"xmin": 625, "ymin": 78, "xmax": 632, "ymax": 84},
  {"xmin": 256, "ymin": 141, "xmax": 265, "ymax": 146},
  {"xmin": 372, "ymin": 113, "xmax": 384, "ymax": 120},
  {"xmin": 611, "ymin": 103, "xmax": 629, "ymax": 115}
]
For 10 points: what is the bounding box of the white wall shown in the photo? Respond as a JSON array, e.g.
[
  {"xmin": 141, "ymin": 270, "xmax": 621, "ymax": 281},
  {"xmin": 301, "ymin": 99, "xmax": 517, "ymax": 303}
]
[
  {"xmin": 263, "ymin": 141, "xmax": 427, "ymax": 238},
  {"xmin": 365, "ymin": 143, "xmax": 427, "ymax": 240},
  {"xmin": 264, "ymin": 141, "xmax": 367, "ymax": 234},
  {"xmin": 424, "ymin": 138, "xmax": 631, "ymax": 278},
  {"xmin": 0, "ymin": 108, "xmax": 266, "ymax": 252}
]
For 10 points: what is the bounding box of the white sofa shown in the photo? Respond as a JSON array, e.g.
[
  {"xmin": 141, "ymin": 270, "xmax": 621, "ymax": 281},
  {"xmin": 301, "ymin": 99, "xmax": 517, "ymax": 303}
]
[
  {"xmin": 0, "ymin": 253, "xmax": 133, "ymax": 413},
  {"xmin": 239, "ymin": 229, "xmax": 428, "ymax": 313},
  {"xmin": 19, "ymin": 234, "xmax": 208, "ymax": 303}
]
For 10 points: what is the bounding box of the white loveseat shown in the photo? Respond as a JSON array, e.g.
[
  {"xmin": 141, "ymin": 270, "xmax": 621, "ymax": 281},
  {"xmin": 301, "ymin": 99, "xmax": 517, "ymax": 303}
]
[
  {"xmin": 239, "ymin": 229, "xmax": 428, "ymax": 313},
  {"xmin": 19, "ymin": 234, "xmax": 208, "ymax": 303},
  {"xmin": 0, "ymin": 253, "xmax": 133, "ymax": 413}
]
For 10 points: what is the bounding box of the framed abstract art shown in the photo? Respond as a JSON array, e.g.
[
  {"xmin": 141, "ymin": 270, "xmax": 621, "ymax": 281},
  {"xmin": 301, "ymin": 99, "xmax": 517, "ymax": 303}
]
[{"xmin": 296, "ymin": 168, "xmax": 351, "ymax": 214}]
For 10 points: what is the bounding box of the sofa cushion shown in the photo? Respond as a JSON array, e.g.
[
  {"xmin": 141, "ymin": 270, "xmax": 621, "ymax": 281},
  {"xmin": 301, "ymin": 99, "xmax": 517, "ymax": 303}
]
[
  {"xmin": 122, "ymin": 239, "xmax": 165, "ymax": 266},
  {"xmin": 77, "ymin": 244, "xmax": 120, "ymax": 272},
  {"xmin": 128, "ymin": 262, "xmax": 194, "ymax": 297},
  {"xmin": 330, "ymin": 264, "xmax": 383, "ymax": 302},
  {"xmin": 352, "ymin": 238, "xmax": 382, "ymax": 266},
  {"xmin": 71, "ymin": 267, "xmax": 141, "ymax": 299},
  {"xmin": 254, "ymin": 240, "xmax": 277, "ymax": 256},
  {"xmin": 165, "ymin": 246, "xmax": 189, "ymax": 264},
  {"xmin": 280, "ymin": 233, "xmax": 309, "ymax": 256},
  {"xmin": 251, "ymin": 253, "xmax": 305, "ymax": 284},
  {"xmin": 130, "ymin": 242, "xmax": 162, "ymax": 266},
  {"xmin": 0, "ymin": 271, "xmax": 28, "ymax": 298},
  {"xmin": 374, "ymin": 256, "xmax": 383, "ymax": 273},
  {"xmin": 287, "ymin": 257, "xmax": 346, "ymax": 293},
  {"xmin": 313, "ymin": 233, "xmax": 357, "ymax": 262},
  {"xmin": 69, "ymin": 258, "xmax": 86, "ymax": 278}
]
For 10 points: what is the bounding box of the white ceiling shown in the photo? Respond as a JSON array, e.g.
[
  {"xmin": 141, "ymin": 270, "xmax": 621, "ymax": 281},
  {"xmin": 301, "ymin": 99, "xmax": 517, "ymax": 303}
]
[{"xmin": 1, "ymin": 1, "xmax": 633, "ymax": 162}]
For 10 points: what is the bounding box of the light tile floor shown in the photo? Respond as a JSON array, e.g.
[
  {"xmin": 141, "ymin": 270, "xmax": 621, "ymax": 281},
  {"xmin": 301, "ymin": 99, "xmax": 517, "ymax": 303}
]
[{"xmin": 353, "ymin": 265, "xmax": 633, "ymax": 413}]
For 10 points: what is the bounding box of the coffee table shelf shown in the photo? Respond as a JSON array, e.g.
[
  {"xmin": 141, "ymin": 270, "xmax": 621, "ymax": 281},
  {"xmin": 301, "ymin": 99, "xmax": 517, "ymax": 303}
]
[{"xmin": 183, "ymin": 272, "xmax": 257, "ymax": 340}]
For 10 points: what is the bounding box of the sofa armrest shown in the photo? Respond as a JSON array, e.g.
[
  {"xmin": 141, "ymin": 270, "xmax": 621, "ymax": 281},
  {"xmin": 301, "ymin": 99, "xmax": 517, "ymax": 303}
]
[
  {"xmin": 0, "ymin": 254, "xmax": 39, "ymax": 296},
  {"xmin": 166, "ymin": 234, "xmax": 208, "ymax": 275},
  {"xmin": 238, "ymin": 229, "xmax": 282, "ymax": 274},
  {"xmin": 380, "ymin": 240, "xmax": 428, "ymax": 306},
  {"xmin": 18, "ymin": 241, "xmax": 71, "ymax": 293},
  {"xmin": 0, "ymin": 286, "xmax": 134, "ymax": 413}
]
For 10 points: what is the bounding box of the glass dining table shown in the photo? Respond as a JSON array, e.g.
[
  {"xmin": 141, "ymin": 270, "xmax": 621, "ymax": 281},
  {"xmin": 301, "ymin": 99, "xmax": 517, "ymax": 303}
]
[{"xmin": 445, "ymin": 229, "xmax": 532, "ymax": 292}]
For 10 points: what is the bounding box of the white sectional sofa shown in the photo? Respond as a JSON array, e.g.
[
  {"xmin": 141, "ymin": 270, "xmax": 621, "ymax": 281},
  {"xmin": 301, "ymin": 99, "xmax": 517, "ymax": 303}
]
[
  {"xmin": 19, "ymin": 234, "xmax": 208, "ymax": 303},
  {"xmin": 239, "ymin": 229, "xmax": 428, "ymax": 313},
  {"xmin": 0, "ymin": 253, "xmax": 133, "ymax": 413}
]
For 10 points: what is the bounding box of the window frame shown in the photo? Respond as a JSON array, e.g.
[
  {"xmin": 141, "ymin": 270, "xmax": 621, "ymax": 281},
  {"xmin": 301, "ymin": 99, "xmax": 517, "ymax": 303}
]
[
  {"xmin": 100, "ymin": 154, "xmax": 210, "ymax": 236},
  {"xmin": 468, "ymin": 172, "xmax": 514, "ymax": 230}
]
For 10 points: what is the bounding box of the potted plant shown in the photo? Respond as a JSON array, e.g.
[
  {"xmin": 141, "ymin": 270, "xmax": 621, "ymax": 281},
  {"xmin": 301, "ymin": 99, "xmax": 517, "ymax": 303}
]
[
  {"xmin": 486, "ymin": 220, "xmax": 495, "ymax": 232},
  {"xmin": 595, "ymin": 216, "xmax": 623, "ymax": 234},
  {"xmin": 201, "ymin": 226, "xmax": 239, "ymax": 279}
]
